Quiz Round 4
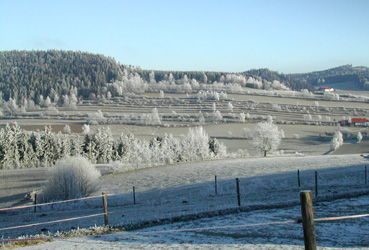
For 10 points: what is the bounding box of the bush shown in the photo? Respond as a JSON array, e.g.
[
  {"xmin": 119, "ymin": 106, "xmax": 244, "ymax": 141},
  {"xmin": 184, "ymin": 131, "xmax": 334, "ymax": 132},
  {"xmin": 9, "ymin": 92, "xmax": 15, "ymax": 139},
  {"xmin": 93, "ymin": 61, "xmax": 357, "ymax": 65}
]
[
  {"xmin": 331, "ymin": 131, "xmax": 343, "ymax": 151},
  {"xmin": 38, "ymin": 156, "xmax": 101, "ymax": 202}
]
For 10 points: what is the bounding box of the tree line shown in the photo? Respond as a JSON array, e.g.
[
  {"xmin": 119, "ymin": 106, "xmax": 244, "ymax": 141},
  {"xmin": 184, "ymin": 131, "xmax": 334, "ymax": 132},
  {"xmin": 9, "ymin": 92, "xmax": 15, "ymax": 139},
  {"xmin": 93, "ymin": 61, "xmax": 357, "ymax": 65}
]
[{"xmin": 0, "ymin": 123, "xmax": 227, "ymax": 170}]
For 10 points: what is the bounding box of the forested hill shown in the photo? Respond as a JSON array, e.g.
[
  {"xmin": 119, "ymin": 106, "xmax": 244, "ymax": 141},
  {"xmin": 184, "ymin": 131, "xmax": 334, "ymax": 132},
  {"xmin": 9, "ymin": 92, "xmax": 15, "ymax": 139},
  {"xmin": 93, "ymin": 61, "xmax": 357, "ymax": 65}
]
[
  {"xmin": 3, "ymin": 50, "xmax": 367, "ymax": 104},
  {"xmin": 244, "ymin": 65, "xmax": 369, "ymax": 91},
  {"xmin": 289, "ymin": 64, "xmax": 369, "ymax": 88},
  {"xmin": 1, "ymin": 50, "xmax": 316, "ymax": 104},
  {"xmin": 0, "ymin": 50, "xmax": 124, "ymax": 101},
  {"xmin": 243, "ymin": 68, "xmax": 313, "ymax": 91}
]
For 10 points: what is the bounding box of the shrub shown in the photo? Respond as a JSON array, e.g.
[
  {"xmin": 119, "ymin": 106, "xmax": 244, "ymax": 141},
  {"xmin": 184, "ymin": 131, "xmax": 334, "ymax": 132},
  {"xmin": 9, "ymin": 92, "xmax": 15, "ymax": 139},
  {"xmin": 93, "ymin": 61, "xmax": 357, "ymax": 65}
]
[
  {"xmin": 38, "ymin": 156, "xmax": 100, "ymax": 202},
  {"xmin": 331, "ymin": 131, "xmax": 344, "ymax": 151}
]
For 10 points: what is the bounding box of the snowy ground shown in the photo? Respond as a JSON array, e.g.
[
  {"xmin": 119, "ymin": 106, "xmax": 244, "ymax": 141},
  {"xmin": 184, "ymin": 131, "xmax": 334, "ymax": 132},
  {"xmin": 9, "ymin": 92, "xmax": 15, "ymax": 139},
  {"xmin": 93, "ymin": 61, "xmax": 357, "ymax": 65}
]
[
  {"xmin": 19, "ymin": 195, "xmax": 369, "ymax": 250},
  {"xmin": 1, "ymin": 154, "xmax": 369, "ymax": 249}
]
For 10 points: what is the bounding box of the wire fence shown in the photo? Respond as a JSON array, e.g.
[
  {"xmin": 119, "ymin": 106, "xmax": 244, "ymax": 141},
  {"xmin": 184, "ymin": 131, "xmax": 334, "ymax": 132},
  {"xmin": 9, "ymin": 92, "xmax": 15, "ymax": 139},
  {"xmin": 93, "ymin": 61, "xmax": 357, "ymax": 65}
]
[{"xmin": 0, "ymin": 165, "xmax": 368, "ymax": 244}]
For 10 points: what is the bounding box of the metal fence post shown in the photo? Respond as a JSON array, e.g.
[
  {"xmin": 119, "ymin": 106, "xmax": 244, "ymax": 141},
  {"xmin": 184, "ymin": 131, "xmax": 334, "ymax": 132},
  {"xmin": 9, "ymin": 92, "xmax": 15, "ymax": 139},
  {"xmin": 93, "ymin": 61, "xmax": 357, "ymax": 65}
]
[
  {"xmin": 133, "ymin": 186, "xmax": 136, "ymax": 205},
  {"xmin": 236, "ymin": 178, "xmax": 241, "ymax": 206},
  {"xmin": 215, "ymin": 175, "xmax": 218, "ymax": 195},
  {"xmin": 315, "ymin": 171, "xmax": 318, "ymax": 199},
  {"xmin": 298, "ymin": 169, "xmax": 301, "ymax": 187}
]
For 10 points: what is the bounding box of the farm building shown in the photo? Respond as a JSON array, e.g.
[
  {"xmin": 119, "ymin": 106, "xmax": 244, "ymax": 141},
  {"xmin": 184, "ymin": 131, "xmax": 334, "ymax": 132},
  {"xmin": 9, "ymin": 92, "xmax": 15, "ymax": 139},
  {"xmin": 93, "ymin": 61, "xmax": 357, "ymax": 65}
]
[
  {"xmin": 339, "ymin": 118, "xmax": 368, "ymax": 127},
  {"xmin": 315, "ymin": 86, "xmax": 335, "ymax": 94}
]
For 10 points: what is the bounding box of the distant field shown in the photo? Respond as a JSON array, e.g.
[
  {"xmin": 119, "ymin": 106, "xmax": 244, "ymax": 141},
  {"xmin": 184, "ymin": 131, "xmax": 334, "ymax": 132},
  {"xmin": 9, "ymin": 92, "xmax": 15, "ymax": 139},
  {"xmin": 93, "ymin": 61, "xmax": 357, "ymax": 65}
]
[{"xmin": 1, "ymin": 88, "xmax": 369, "ymax": 156}]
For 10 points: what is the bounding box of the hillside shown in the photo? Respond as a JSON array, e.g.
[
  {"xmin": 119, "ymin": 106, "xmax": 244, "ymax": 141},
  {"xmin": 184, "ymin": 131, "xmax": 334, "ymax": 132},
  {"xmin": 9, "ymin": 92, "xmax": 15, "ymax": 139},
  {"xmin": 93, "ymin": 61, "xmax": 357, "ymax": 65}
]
[
  {"xmin": 243, "ymin": 68, "xmax": 314, "ymax": 91},
  {"xmin": 289, "ymin": 64, "xmax": 369, "ymax": 89},
  {"xmin": 0, "ymin": 50, "xmax": 124, "ymax": 102},
  {"xmin": 0, "ymin": 50, "xmax": 310, "ymax": 104},
  {"xmin": 1, "ymin": 50, "xmax": 368, "ymax": 105}
]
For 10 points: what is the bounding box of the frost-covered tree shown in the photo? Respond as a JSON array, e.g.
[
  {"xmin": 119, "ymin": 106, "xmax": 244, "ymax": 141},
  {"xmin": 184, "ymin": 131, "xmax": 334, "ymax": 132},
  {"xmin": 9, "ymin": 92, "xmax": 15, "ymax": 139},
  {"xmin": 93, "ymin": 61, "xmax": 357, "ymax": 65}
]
[
  {"xmin": 208, "ymin": 138, "xmax": 227, "ymax": 158},
  {"xmin": 227, "ymin": 102, "xmax": 233, "ymax": 112},
  {"xmin": 82, "ymin": 124, "xmax": 90, "ymax": 135},
  {"xmin": 45, "ymin": 106, "xmax": 59, "ymax": 116},
  {"xmin": 160, "ymin": 133, "xmax": 182, "ymax": 164},
  {"xmin": 212, "ymin": 110, "xmax": 223, "ymax": 122},
  {"xmin": 112, "ymin": 133, "xmax": 133, "ymax": 162},
  {"xmin": 201, "ymin": 72, "xmax": 208, "ymax": 83},
  {"xmin": 331, "ymin": 131, "xmax": 344, "ymax": 151},
  {"xmin": 143, "ymin": 108, "xmax": 161, "ymax": 125},
  {"xmin": 93, "ymin": 127, "xmax": 114, "ymax": 163},
  {"xmin": 82, "ymin": 135, "xmax": 98, "ymax": 163},
  {"xmin": 266, "ymin": 115, "xmax": 273, "ymax": 123},
  {"xmin": 149, "ymin": 71, "xmax": 156, "ymax": 84},
  {"xmin": 38, "ymin": 156, "xmax": 100, "ymax": 201},
  {"xmin": 44, "ymin": 96, "xmax": 52, "ymax": 107},
  {"xmin": 331, "ymin": 138, "xmax": 340, "ymax": 151},
  {"xmin": 357, "ymin": 131, "xmax": 363, "ymax": 143},
  {"xmin": 88, "ymin": 110, "xmax": 107, "ymax": 124},
  {"xmin": 111, "ymin": 74, "xmax": 148, "ymax": 95},
  {"xmin": 240, "ymin": 112, "xmax": 246, "ymax": 123},
  {"xmin": 335, "ymin": 131, "xmax": 344, "ymax": 145},
  {"xmin": 251, "ymin": 121, "xmax": 282, "ymax": 157},
  {"xmin": 181, "ymin": 127, "xmax": 211, "ymax": 162},
  {"xmin": 63, "ymin": 124, "xmax": 72, "ymax": 134},
  {"xmin": 33, "ymin": 126, "xmax": 63, "ymax": 166},
  {"xmin": 70, "ymin": 135, "xmax": 84, "ymax": 156},
  {"xmin": 0, "ymin": 123, "xmax": 22, "ymax": 168},
  {"xmin": 4, "ymin": 98, "xmax": 20, "ymax": 115},
  {"xmin": 82, "ymin": 127, "xmax": 114, "ymax": 163},
  {"xmin": 129, "ymin": 139, "xmax": 150, "ymax": 167}
]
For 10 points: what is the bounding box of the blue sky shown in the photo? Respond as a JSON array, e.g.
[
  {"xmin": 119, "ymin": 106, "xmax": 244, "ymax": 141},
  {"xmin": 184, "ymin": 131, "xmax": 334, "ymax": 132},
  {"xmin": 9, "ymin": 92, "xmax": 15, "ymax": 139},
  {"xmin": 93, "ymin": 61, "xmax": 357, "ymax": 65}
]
[{"xmin": 0, "ymin": 0, "xmax": 368, "ymax": 73}]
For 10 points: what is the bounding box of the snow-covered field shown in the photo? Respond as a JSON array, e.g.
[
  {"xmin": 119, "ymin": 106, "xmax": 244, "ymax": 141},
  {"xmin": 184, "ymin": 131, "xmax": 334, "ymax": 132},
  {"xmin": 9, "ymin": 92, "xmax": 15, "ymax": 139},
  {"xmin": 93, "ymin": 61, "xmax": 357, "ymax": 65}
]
[
  {"xmin": 2, "ymin": 87, "xmax": 369, "ymax": 249},
  {"xmin": 1, "ymin": 154, "xmax": 369, "ymax": 249},
  {"xmin": 19, "ymin": 194, "xmax": 369, "ymax": 250}
]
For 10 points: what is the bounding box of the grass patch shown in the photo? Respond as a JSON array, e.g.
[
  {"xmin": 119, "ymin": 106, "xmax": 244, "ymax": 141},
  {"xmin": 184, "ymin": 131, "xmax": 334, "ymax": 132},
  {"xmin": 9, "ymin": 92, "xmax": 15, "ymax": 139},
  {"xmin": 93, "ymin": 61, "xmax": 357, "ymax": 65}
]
[{"xmin": 1, "ymin": 238, "xmax": 53, "ymax": 249}]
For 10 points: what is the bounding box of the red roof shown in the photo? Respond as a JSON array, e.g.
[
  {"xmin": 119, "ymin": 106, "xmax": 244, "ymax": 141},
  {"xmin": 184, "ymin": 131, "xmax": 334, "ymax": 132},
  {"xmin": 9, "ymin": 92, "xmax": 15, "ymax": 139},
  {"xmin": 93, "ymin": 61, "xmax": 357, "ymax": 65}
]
[
  {"xmin": 351, "ymin": 118, "xmax": 367, "ymax": 123},
  {"xmin": 319, "ymin": 86, "xmax": 330, "ymax": 89}
]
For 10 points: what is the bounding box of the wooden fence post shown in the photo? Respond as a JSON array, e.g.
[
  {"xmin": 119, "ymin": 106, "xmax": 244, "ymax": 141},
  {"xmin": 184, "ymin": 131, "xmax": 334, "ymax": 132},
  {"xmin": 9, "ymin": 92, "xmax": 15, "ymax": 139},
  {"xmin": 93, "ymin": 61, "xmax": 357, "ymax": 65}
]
[
  {"xmin": 315, "ymin": 171, "xmax": 318, "ymax": 199},
  {"xmin": 133, "ymin": 186, "xmax": 136, "ymax": 205},
  {"xmin": 236, "ymin": 178, "xmax": 241, "ymax": 206},
  {"xmin": 102, "ymin": 192, "xmax": 109, "ymax": 226},
  {"xmin": 215, "ymin": 175, "xmax": 218, "ymax": 195},
  {"xmin": 300, "ymin": 190, "xmax": 317, "ymax": 250},
  {"xmin": 298, "ymin": 170, "xmax": 301, "ymax": 188}
]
